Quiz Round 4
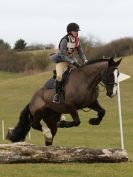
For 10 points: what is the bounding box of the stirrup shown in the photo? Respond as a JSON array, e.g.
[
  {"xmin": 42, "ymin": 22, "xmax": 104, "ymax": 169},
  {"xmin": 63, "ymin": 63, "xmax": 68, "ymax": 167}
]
[{"xmin": 53, "ymin": 94, "xmax": 61, "ymax": 104}]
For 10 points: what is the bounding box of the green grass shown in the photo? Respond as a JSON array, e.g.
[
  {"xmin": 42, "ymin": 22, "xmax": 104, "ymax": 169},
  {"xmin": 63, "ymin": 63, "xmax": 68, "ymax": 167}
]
[
  {"xmin": 0, "ymin": 71, "xmax": 24, "ymax": 81},
  {"xmin": 0, "ymin": 163, "xmax": 133, "ymax": 177},
  {"xmin": 0, "ymin": 56, "xmax": 133, "ymax": 177}
]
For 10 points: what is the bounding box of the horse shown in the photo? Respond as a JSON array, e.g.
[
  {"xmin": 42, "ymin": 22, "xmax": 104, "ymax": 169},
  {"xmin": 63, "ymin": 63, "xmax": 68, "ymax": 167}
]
[{"xmin": 6, "ymin": 57, "xmax": 122, "ymax": 146}]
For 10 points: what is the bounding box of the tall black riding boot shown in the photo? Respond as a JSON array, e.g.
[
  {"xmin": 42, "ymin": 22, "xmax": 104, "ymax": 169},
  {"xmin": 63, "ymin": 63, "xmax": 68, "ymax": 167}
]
[{"xmin": 53, "ymin": 80, "xmax": 62, "ymax": 104}]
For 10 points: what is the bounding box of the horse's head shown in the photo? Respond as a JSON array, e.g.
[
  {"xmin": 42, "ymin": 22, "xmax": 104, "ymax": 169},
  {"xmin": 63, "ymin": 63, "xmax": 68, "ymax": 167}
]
[{"xmin": 102, "ymin": 57, "xmax": 122, "ymax": 97}]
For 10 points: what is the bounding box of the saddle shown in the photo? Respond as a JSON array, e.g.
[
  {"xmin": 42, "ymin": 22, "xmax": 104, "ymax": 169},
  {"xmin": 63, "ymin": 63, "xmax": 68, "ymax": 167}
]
[{"xmin": 44, "ymin": 67, "xmax": 72, "ymax": 90}]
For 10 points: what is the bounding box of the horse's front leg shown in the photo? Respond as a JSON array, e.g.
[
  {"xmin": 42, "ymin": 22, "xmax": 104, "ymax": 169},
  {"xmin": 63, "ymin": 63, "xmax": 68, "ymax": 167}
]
[
  {"xmin": 88, "ymin": 100, "xmax": 105, "ymax": 125},
  {"xmin": 57, "ymin": 105, "xmax": 80, "ymax": 128}
]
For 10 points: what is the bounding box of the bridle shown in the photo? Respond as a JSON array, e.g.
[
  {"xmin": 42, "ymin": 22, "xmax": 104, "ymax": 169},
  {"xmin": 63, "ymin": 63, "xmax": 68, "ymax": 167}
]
[
  {"xmin": 100, "ymin": 81, "xmax": 118, "ymax": 88},
  {"xmin": 100, "ymin": 67, "xmax": 119, "ymax": 88}
]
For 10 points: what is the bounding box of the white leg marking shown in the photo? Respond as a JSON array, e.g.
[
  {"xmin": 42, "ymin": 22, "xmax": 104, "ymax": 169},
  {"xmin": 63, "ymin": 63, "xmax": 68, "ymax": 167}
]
[
  {"xmin": 42, "ymin": 127, "xmax": 52, "ymax": 142},
  {"xmin": 112, "ymin": 69, "xmax": 118, "ymax": 96}
]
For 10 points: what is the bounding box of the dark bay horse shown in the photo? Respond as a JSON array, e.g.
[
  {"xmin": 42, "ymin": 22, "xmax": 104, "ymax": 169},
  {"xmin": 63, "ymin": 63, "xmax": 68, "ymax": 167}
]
[{"xmin": 6, "ymin": 57, "xmax": 122, "ymax": 145}]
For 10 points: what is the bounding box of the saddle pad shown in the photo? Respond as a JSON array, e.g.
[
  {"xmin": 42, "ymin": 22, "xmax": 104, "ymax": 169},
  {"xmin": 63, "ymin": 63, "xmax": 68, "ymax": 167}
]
[
  {"xmin": 44, "ymin": 78, "xmax": 56, "ymax": 89},
  {"xmin": 44, "ymin": 68, "xmax": 72, "ymax": 90}
]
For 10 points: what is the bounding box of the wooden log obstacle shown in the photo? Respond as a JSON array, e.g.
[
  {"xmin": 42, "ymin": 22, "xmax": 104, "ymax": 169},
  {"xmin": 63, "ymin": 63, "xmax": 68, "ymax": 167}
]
[{"xmin": 0, "ymin": 142, "xmax": 128, "ymax": 163}]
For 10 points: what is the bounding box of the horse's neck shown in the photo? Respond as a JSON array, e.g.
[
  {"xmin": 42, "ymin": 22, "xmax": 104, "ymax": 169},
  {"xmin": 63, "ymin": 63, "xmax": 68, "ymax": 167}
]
[{"xmin": 83, "ymin": 62, "xmax": 108, "ymax": 84}]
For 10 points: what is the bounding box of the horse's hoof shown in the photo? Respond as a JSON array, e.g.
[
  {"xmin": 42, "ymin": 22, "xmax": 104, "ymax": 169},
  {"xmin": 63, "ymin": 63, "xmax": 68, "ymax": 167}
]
[
  {"xmin": 56, "ymin": 120, "xmax": 66, "ymax": 128},
  {"xmin": 45, "ymin": 141, "xmax": 52, "ymax": 146},
  {"xmin": 73, "ymin": 120, "xmax": 80, "ymax": 127},
  {"xmin": 56, "ymin": 121, "xmax": 74, "ymax": 128},
  {"xmin": 89, "ymin": 118, "xmax": 100, "ymax": 125}
]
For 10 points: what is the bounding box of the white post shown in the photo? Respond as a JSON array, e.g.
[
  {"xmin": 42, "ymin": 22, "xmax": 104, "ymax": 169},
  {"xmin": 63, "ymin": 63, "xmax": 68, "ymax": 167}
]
[
  {"xmin": 2, "ymin": 120, "xmax": 5, "ymax": 140},
  {"xmin": 117, "ymin": 82, "xmax": 124, "ymax": 149}
]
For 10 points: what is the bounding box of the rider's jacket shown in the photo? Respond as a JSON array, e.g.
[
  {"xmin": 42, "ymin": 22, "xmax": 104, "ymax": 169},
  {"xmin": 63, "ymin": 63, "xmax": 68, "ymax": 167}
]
[
  {"xmin": 50, "ymin": 34, "xmax": 87, "ymax": 64},
  {"xmin": 59, "ymin": 35, "xmax": 79, "ymax": 55}
]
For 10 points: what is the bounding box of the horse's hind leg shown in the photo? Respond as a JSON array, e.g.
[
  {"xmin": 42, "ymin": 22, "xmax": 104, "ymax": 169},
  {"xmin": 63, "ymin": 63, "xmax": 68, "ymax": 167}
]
[
  {"xmin": 88, "ymin": 100, "xmax": 105, "ymax": 125},
  {"xmin": 43, "ymin": 108, "xmax": 61, "ymax": 146},
  {"xmin": 29, "ymin": 90, "xmax": 46, "ymax": 132},
  {"xmin": 31, "ymin": 110, "xmax": 43, "ymax": 131}
]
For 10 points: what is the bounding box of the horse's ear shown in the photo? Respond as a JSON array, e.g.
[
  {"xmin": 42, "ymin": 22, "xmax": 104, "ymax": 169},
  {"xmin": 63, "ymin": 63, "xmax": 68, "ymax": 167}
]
[
  {"xmin": 114, "ymin": 58, "xmax": 122, "ymax": 67},
  {"xmin": 108, "ymin": 57, "xmax": 114, "ymax": 66},
  {"xmin": 109, "ymin": 57, "xmax": 122, "ymax": 67}
]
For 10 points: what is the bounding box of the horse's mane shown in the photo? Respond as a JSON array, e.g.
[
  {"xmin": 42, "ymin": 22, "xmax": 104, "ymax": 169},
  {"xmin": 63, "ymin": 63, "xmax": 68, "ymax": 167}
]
[{"xmin": 85, "ymin": 58, "xmax": 109, "ymax": 66}]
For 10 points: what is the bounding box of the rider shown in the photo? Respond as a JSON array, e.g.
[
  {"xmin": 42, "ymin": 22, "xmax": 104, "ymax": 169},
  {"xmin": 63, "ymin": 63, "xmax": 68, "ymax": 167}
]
[{"xmin": 50, "ymin": 22, "xmax": 88, "ymax": 104}]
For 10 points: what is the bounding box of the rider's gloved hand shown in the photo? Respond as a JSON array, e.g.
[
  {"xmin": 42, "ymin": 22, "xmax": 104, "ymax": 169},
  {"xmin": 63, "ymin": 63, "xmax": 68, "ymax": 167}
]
[
  {"xmin": 84, "ymin": 59, "xmax": 88, "ymax": 64},
  {"xmin": 71, "ymin": 60, "xmax": 81, "ymax": 68}
]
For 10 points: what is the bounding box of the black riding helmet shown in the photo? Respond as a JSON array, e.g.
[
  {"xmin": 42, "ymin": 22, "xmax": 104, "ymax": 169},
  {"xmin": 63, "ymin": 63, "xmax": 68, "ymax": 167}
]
[{"xmin": 67, "ymin": 23, "xmax": 80, "ymax": 33}]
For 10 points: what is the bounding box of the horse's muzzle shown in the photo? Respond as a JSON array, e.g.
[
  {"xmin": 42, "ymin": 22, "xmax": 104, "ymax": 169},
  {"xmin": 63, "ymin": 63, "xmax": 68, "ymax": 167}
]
[{"xmin": 106, "ymin": 91, "xmax": 117, "ymax": 98}]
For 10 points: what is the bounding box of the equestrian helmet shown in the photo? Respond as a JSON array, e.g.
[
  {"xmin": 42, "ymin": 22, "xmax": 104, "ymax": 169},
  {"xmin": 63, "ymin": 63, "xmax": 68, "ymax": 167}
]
[{"xmin": 67, "ymin": 23, "xmax": 80, "ymax": 33}]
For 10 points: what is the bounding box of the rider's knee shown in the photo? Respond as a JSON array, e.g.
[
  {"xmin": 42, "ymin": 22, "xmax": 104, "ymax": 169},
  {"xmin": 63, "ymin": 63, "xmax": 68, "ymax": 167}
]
[
  {"xmin": 73, "ymin": 120, "xmax": 80, "ymax": 127},
  {"xmin": 56, "ymin": 75, "xmax": 62, "ymax": 81}
]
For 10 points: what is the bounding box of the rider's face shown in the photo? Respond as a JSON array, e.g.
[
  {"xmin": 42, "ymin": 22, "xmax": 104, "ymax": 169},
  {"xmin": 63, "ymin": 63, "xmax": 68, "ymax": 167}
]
[{"xmin": 71, "ymin": 31, "xmax": 78, "ymax": 37}]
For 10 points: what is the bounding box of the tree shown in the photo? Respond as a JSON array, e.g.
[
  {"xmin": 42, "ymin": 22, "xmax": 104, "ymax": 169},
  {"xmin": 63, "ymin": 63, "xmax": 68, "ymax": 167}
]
[
  {"xmin": 45, "ymin": 43, "xmax": 55, "ymax": 49},
  {"xmin": 0, "ymin": 39, "xmax": 11, "ymax": 50},
  {"xmin": 14, "ymin": 39, "xmax": 27, "ymax": 50},
  {"xmin": 26, "ymin": 43, "xmax": 45, "ymax": 50}
]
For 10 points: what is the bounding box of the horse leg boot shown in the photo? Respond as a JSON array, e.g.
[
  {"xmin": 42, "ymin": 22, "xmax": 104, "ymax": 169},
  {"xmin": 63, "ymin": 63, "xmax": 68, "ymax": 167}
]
[
  {"xmin": 58, "ymin": 105, "xmax": 81, "ymax": 128},
  {"xmin": 89, "ymin": 100, "xmax": 105, "ymax": 125},
  {"xmin": 53, "ymin": 80, "xmax": 62, "ymax": 104}
]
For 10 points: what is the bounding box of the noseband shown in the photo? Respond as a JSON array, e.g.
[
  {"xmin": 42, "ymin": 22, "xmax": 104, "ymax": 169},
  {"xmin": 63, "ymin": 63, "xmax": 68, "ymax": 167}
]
[{"xmin": 101, "ymin": 67, "xmax": 119, "ymax": 88}]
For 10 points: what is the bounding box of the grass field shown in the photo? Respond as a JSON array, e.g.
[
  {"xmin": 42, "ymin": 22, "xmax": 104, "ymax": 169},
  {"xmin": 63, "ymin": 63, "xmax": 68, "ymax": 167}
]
[{"xmin": 0, "ymin": 56, "xmax": 133, "ymax": 177}]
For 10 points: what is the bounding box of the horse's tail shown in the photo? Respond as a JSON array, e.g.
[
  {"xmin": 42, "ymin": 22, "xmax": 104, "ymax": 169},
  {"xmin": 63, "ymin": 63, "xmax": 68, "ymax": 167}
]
[{"xmin": 6, "ymin": 104, "xmax": 32, "ymax": 142}]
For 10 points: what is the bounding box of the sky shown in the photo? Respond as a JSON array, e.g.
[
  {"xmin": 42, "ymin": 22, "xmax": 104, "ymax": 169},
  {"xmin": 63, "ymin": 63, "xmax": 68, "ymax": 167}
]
[{"xmin": 0, "ymin": 0, "xmax": 133, "ymax": 47}]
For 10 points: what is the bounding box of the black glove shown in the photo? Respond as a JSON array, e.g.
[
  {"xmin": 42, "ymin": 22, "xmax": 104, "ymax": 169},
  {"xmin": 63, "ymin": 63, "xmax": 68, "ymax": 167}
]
[
  {"xmin": 71, "ymin": 61, "xmax": 81, "ymax": 68},
  {"xmin": 84, "ymin": 59, "xmax": 88, "ymax": 64}
]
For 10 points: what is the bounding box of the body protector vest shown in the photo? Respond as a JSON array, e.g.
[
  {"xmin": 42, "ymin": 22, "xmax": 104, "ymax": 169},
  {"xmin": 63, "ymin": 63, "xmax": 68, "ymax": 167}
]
[{"xmin": 59, "ymin": 35, "xmax": 79, "ymax": 55}]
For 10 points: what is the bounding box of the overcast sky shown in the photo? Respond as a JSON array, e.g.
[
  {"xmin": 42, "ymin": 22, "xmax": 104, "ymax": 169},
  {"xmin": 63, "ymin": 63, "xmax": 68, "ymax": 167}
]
[{"xmin": 0, "ymin": 0, "xmax": 132, "ymax": 47}]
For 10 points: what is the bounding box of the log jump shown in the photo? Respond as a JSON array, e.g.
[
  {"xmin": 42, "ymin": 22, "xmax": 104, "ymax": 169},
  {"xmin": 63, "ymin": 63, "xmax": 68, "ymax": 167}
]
[{"xmin": 0, "ymin": 142, "xmax": 128, "ymax": 163}]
